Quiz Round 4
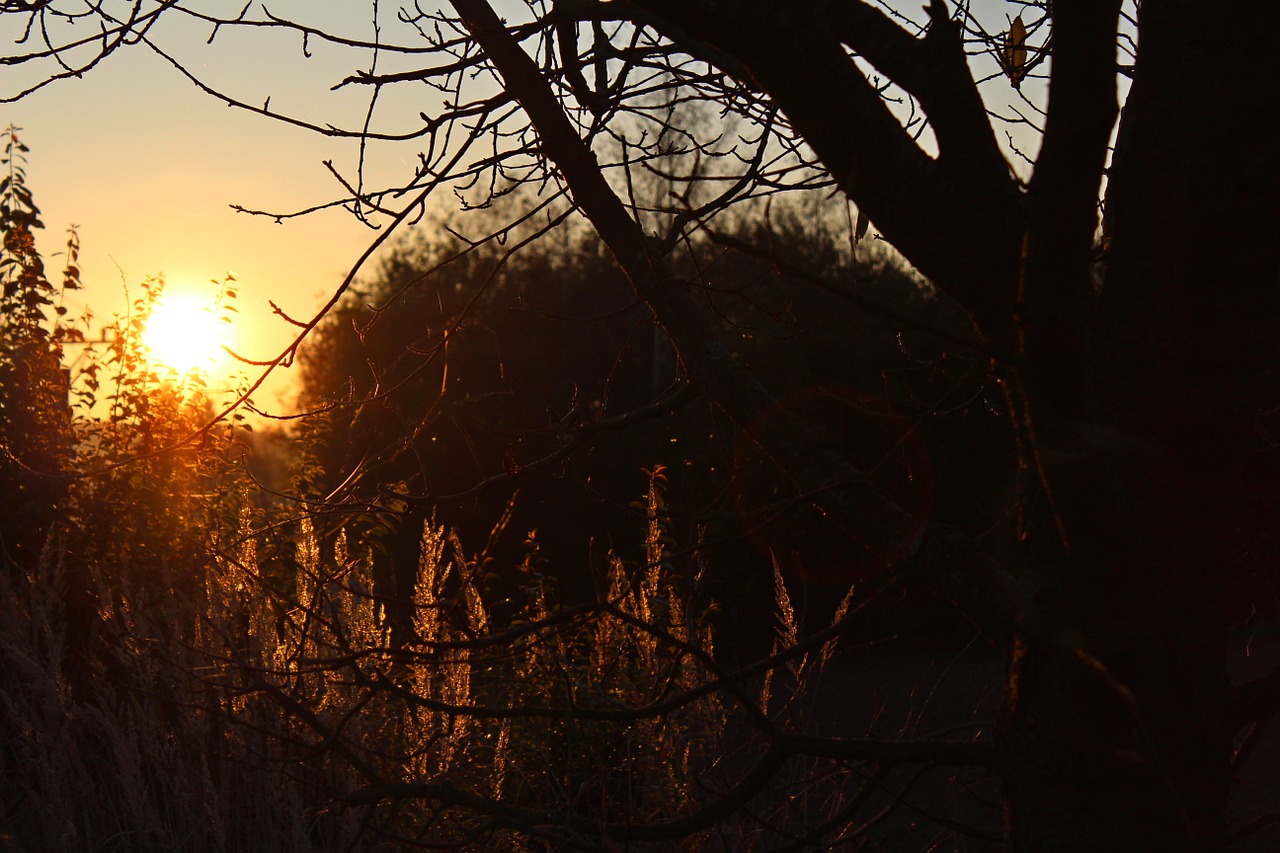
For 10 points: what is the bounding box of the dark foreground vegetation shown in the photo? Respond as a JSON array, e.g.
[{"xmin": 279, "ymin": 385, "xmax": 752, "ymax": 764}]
[{"xmin": 4, "ymin": 1, "xmax": 1280, "ymax": 850}]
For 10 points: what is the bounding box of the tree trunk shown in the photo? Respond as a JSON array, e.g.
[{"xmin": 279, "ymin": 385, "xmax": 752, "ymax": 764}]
[{"xmin": 998, "ymin": 3, "xmax": 1280, "ymax": 849}]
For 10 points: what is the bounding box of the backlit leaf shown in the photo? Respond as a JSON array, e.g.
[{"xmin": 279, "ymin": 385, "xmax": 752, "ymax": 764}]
[{"xmin": 1004, "ymin": 15, "xmax": 1028, "ymax": 88}]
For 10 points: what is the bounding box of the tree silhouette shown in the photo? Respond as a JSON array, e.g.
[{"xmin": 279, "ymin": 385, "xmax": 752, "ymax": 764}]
[
  {"xmin": 0, "ymin": 125, "xmax": 79, "ymax": 564},
  {"xmin": 5, "ymin": 2, "xmax": 1280, "ymax": 849}
]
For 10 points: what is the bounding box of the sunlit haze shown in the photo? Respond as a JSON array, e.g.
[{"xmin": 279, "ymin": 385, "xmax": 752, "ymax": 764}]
[
  {"xmin": 142, "ymin": 289, "xmax": 232, "ymax": 379},
  {"xmin": 3, "ymin": 4, "xmax": 385, "ymax": 411}
]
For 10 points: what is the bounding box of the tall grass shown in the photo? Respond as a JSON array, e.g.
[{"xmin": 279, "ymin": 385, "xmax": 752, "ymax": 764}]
[
  {"xmin": 2, "ymin": 469, "xmax": 856, "ymax": 851},
  {"xmin": 0, "ymin": 539, "xmax": 363, "ymax": 852}
]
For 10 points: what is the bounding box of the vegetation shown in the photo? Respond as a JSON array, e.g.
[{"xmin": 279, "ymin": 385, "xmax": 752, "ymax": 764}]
[
  {"xmin": 3, "ymin": 1, "xmax": 1280, "ymax": 850},
  {"xmin": 2, "ymin": 129, "xmax": 992, "ymax": 850},
  {"xmin": 291, "ymin": 196, "xmax": 995, "ymax": 649}
]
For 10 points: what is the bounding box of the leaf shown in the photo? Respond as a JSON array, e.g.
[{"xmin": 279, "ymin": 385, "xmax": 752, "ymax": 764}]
[{"xmin": 1004, "ymin": 15, "xmax": 1028, "ymax": 88}]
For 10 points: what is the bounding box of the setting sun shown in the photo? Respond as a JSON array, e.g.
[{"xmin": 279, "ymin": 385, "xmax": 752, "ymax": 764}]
[{"xmin": 142, "ymin": 291, "xmax": 231, "ymax": 376}]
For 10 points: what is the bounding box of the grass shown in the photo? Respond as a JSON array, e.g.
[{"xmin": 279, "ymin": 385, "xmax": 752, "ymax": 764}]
[{"xmin": 2, "ymin": 468, "xmax": 868, "ymax": 850}]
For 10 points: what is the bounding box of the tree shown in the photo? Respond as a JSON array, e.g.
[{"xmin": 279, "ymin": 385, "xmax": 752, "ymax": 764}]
[
  {"xmin": 469, "ymin": 5, "xmax": 1276, "ymax": 849},
  {"xmin": 6, "ymin": 1, "xmax": 1280, "ymax": 849},
  {"xmin": 292, "ymin": 194, "xmax": 986, "ymax": 656},
  {"xmin": 0, "ymin": 125, "xmax": 80, "ymax": 563}
]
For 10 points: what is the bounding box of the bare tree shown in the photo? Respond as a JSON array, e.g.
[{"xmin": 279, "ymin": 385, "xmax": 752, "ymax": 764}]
[{"xmin": 5, "ymin": 1, "xmax": 1280, "ymax": 850}]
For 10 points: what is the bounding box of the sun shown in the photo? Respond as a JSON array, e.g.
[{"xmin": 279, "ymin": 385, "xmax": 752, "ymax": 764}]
[{"xmin": 142, "ymin": 291, "xmax": 231, "ymax": 376}]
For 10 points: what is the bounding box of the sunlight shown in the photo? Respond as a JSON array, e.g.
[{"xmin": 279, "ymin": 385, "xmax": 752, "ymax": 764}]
[{"xmin": 142, "ymin": 290, "xmax": 231, "ymax": 376}]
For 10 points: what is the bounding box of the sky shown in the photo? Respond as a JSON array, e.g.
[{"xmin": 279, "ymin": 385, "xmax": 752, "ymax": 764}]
[
  {"xmin": 3, "ymin": 3, "xmax": 418, "ymax": 408},
  {"xmin": 2, "ymin": 0, "xmax": 1051, "ymax": 412}
]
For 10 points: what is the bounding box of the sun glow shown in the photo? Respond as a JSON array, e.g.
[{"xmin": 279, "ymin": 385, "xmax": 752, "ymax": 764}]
[{"xmin": 142, "ymin": 291, "xmax": 231, "ymax": 376}]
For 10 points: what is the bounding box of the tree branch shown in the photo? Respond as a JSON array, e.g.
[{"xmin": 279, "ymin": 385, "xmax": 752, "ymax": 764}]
[
  {"xmin": 822, "ymin": 0, "xmax": 1016, "ymax": 208},
  {"xmin": 350, "ymin": 728, "xmax": 991, "ymax": 843},
  {"xmin": 626, "ymin": 0, "xmax": 1024, "ymax": 343},
  {"xmin": 1019, "ymin": 2, "xmax": 1121, "ymax": 430},
  {"xmin": 350, "ymin": 741, "xmax": 792, "ymax": 843},
  {"xmin": 450, "ymin": 0, "xmax": 920, "ymax": 562},
  {"xmin": 777, "ymin": 730, "xmax": 995, "ymax": 767}
]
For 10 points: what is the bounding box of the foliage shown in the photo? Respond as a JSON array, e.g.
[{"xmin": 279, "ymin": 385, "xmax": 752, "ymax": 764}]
[
  {"xmin": 290, "ymin": 193, "xmax": 1003, "ymax": 655},
  {"xmin": 61, "ymin": 274, "xmax": 255, "ymax": 580},
  {"xmin": 6, "ymin": 0, "xmax": 1280, "ymax": 849},
  {"xmin": 0, "ymin": 141, "xmax": 994, "ymax": 851},
  {"xmin": 0, "ymin": 135, "xmax": 296, "ymax": 851},
  {"xmin": 0, "ymin": 541, "xmax": 356, "ymax": 853},
  {"xmin": 4, "ymin": 432, "xmax": 895, "ymax": 850},
  {"xmin": 1, "ymin": 128, "xmax": 254, "ymax": 578},
  {"xmin": 196, "ymin": 473, "xmax": 733, "ymax": 849},
  {"xmin": 0, "ymin": 125, "xmax": 82, "ymax": 562}
]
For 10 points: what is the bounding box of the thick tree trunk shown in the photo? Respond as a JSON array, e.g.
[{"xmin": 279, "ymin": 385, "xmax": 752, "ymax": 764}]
[
  {"xmin": 998, "ymin": 3, "xmax": 1280, "ymax": 849},
  {"xmin": 1000, "ymin": 555, "xmax": 1231, "ymax": 851}
]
